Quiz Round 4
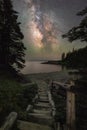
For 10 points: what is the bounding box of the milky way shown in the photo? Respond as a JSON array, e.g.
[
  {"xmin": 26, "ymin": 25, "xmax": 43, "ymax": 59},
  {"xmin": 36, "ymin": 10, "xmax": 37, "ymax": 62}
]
[
  {"xmin": 26, "ymin": 0, "xmax": 60, "ymax": 50},
  {"xmin": 13, "ymin": 0, "xmax": 87, "ymax": 60}
]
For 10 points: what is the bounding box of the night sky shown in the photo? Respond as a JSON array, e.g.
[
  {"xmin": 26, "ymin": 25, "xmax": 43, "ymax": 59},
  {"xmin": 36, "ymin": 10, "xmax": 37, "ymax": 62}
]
[{"xmin": 13, "ymin": 0, "xmax": 87, "ymax": 60}]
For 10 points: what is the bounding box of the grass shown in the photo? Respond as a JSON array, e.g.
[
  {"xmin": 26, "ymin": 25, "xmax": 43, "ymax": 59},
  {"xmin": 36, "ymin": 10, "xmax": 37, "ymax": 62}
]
[{"xmin": 0, "ymin": 70, "xmax": 38, "ymax": 126}]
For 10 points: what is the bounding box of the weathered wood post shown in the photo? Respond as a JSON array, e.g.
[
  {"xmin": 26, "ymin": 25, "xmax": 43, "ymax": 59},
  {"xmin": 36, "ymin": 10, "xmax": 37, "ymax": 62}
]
[
  {"xmin": 0, "ymin": 112, "xmax": 17, "ymax": 130},
  {"xmin": 48, "ymin": 81, "xmax": 56, "ymax": 130},
  {"xmin": 66, "ymin": 83, "xmax": 75, "ymax": 130}
]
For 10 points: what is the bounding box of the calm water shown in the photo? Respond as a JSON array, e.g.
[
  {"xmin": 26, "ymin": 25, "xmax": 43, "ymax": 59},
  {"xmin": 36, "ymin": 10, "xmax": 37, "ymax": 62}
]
[{"xmin": 21, "ymin": 61, "xmax": 62, "ymax": 74}]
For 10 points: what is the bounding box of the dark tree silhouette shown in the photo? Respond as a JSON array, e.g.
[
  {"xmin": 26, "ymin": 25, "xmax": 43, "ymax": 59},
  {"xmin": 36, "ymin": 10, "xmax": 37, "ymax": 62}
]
[
  {"xmin": 61, "ymin": 7, "xmax": 87, "ymax": 67},
  {"xmin": 62, "ymin": 47, "xmax": 87, "ymax": 67},
  {"xmin": 62, "ymin": 7, "xmax": 87, "ymax": 42},
  {"xmin": 0, "ymin": 0, "xmax": 26, "ymax": 71},
  {"xmin": 62, "ymin": 7, "xmax": 87, "ymax": 130},
  {"xmin": 61, "ymin": 53, "xmax": 65, "ymax": 61}
]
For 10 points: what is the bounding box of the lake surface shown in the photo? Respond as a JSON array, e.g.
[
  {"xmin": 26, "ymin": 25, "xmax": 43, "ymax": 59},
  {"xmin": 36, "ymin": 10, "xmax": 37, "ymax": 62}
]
[{"xmin": 21, "ymin": 61, "xmax": 62, "ymax": 74}]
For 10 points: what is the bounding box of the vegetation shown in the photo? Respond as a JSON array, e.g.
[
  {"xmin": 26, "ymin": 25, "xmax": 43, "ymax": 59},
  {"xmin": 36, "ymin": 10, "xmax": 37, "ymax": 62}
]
[
  {"xmin": 0, "ymin": 71, "xmax": 38, "ymax": 126},
  {"xmin": 62, "ymin": 7, "xmax": 87, "ymax": 130},
  {"xmin": 61, "ymin": 46, "xmax": 87, "ymax": 67},
  {"xmin": 61, "ymin": 7, "xmax": 87, "ymax": 67},
  {"xmin": 62, "ymin": 7, "xmax": 87, "ymax": 42},
  {"xmin": 0, "ymin": 1, "xmax": 28, "ymax": 124},
  {"xmin": 61, "ymin": 53, "xmax": 65, "ymax": 61},
  {"xmin": 53, "ymin": 95, "xmax": 66, "ymax": 124},
  {"xmin": 51, "ymin": 87, "xmax": 66, "ymax": 126},
  {"xmin": 0, "ymin": 0, "xmax": 26, "ymax": 72},
  {"xmin": 70, "ymin": 75, "xmax": 87, "ymax": 130}
]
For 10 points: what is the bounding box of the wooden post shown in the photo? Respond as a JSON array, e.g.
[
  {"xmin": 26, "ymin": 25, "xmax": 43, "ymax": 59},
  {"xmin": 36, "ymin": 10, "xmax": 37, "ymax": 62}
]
[
  {"xmin": 57, "ymin": 122, "xmax": 61, "ymax": 130},
  {"xmin": 0, "ymin": 112, "xmax": 17, "ymax": 130},
  {"xmin": 66, "ymin": 91, "xmax": 75, "ymax": 130}
]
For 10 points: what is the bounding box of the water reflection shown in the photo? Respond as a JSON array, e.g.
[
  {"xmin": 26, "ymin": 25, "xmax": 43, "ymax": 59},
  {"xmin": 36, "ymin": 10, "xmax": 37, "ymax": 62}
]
[{"xmin": 21, "ymin": 61, "xmax": 62, "ymax": 74}]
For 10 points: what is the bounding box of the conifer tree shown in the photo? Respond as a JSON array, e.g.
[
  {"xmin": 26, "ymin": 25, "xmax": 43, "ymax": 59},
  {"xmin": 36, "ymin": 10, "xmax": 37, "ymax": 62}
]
[
  {"xmin": 0, "ymin": 0, "xmax": 26, "ymax": 71},
  {"xmin": 62, "ymin": 7, "xmax": 87, "ymax": 42}
]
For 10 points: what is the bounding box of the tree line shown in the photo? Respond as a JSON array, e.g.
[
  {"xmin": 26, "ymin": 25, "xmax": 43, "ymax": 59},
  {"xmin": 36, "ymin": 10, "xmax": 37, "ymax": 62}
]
[
  {"xmin": 0, "ymin": 0, "xmax": 26, "ymax": 73},
  {"xmin": 62, "ymin": 7, "xmax": 87, "ymax": 129},
  {"xmin": 61, "ymin": 46, "xmax": 87, "ymax": 67},
  {"xmin": 61, "ymin": 7, "xmax": 87, "ymax": 68}
]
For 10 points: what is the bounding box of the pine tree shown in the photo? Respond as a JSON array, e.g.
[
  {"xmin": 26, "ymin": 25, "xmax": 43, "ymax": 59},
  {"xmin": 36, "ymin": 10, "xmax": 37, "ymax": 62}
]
[
  {"xmin": 0, "ymin": 0, "xmax": 4, "ymax": 64},
  {"xmin": 0, "ymin": 0, "xmax": 26, "ymax": 71},
  {"xmin": 61, "ymin": 53, "xmax": 65, "ymax": 61},
  {"xmin": 62, "ymin": 7, "xmax": 87, "ymax": 42}
]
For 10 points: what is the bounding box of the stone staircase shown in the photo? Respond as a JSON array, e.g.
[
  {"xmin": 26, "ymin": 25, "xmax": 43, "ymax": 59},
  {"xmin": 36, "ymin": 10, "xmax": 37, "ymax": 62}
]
[
  {"xmin": 18, "ymin": 80, "xmax": 55, "ymax": 130},
  {"xmin": 27, "ymin": 81, "xmax": 54, "ymax": 126}
]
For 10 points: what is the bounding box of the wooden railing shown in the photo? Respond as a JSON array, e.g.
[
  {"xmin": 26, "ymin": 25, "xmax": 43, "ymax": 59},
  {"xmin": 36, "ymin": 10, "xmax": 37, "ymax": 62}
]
[{"xmin": 50, "ymin": 80, "xmax": 76, "ymax": 130}]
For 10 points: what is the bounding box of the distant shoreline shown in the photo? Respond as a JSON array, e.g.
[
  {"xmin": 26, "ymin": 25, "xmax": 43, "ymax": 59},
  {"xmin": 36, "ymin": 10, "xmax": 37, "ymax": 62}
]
[{"xmin": 42, "ymin": 60, "xmax": 62, "ymax": 65}]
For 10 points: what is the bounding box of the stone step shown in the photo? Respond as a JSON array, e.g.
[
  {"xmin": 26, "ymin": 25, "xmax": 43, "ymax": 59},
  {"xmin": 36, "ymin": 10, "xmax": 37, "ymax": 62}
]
[
  {"xmin": 39, "ymin": 96, "xmax": 48, "ymax": 100},
  {"xmin": 33, "ymin": 109, "xmax": 51, "ymax": 115},
  {"xmin": 34, "ymin": 106, "xmax": 51, "ymax": 111},
  {"xmin": 38, "ymin": 89, "xmax": 47, "ymax": 91},
  {"xmin": 39, "ymin": 99, "xmax": 49, "ymax": 103},
  {"xmin": 28, "ymin": 114, "xmax": 53, "ymax": 126},
  {"xmin": 17, "ymin": 120, "xmax": 52, "ymax": 130},
  {"xmin": 28, "ymin": 113, "xmax": 50, "ymax": 117},
  {"xmin": 39, "ymin": 95, "xmax": 48, "ymax": 98},
  {"xmin": 35, "ymin": 102, "xmax": 50, "ymax": 108},
  {"xmin": 38, "ymin": 93, "xmax": 48, "ymax": 96},
  {"xmin": 37, "ymin": 101, "xmax": 50, "ymax": 105},
  {"xmin": 38, "ymin": 88, "xmax": 46, "ymax": 90},
  {"xmin": 38, "ymin": 92, "xmax": 48, "ymax": 95},
  {"xmin": 34, "ymin": 104, "xmax": 51, "ymax": 110},
  {"xmin": 38, "ymin": 88, "xmax": 47, "ymax": 90}
]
